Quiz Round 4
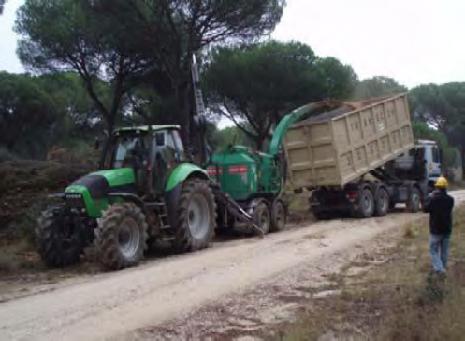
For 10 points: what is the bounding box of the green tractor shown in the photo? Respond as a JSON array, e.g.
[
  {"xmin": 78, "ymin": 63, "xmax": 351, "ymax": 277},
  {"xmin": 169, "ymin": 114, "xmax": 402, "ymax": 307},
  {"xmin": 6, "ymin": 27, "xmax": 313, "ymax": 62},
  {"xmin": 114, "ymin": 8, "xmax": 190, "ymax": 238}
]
[{"xmin": 36, "ymin": 125, "xmax": 218, "ymax": 270}]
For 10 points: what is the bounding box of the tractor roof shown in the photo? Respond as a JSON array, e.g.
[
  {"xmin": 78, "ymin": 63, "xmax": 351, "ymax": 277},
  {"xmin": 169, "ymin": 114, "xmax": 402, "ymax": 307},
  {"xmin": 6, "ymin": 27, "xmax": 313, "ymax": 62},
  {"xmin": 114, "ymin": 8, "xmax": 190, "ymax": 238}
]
[{"xmin": 114, "ymin": 125, "xmax": 180, "ymax": 134}]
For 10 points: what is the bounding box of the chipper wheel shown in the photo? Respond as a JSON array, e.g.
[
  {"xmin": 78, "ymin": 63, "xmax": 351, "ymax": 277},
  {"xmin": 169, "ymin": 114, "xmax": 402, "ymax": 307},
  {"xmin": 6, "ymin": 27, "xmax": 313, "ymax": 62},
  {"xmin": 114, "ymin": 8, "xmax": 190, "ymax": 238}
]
[
  {"xmin": 270, "ymin": 199, "xmax": 286, "ymax": 232},
  {"xmin": 252, "ymin": 200, "xmax": 271, "ymax": 235},
  {"xmin": 95, "ymin": 203, "xmax": 148, "ymax": 270},
  {"xmin": 173, "ymin": 179, "xmax": 217, "ymax": 253},
  {"xmin": 36, "ymin": 205, "xmax": 82, "ymax": 267}
]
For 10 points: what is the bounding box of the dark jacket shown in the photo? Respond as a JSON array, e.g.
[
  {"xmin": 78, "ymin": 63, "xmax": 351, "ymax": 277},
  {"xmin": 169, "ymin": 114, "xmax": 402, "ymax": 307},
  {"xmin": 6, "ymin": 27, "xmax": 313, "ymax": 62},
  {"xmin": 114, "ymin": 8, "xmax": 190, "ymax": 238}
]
[{"xmin": 424, "ymin": 189, "xmax": 454, "ymax": 235}]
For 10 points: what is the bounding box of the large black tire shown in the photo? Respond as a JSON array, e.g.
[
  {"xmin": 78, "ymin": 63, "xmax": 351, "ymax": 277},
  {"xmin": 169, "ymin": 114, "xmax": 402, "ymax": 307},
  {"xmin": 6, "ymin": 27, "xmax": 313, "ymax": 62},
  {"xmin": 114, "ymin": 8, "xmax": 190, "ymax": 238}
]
[
  {"xmin": 374, "ymin": 188, "xmax": 389, "ymax": 217},
  {"xmin": 36, "ymin": 205, "xmax": 82, "ymax": 267},
  {"xmin": 95, "ymin": 203, "xmax": 148, "ymax": 270},
  {"xmin": 173, "ymin": 179, "xmax": 217, "ymax": 253},
  {"xmin": 270, "ymin": 199, "xmax": 286, "ymax": 232},
  {"xmin": 406, "ymin": 187, "xmax": 421, "ymax": 213},
  {"xmin": 252, "ymin": 200, "xmax": 270, "ymax": 235},
  {"xmin": 352, "ymin": 188, "xmax": 375, "ymax": 218}
]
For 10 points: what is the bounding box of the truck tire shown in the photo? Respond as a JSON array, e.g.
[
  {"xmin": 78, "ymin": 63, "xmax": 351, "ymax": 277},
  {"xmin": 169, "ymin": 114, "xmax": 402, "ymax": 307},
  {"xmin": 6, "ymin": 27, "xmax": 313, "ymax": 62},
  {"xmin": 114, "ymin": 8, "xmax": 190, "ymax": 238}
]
[
  {"xmin": 95, "ymin": 203, "xmax": 148, "ymax": 270},
  {"xmin": 173, "ymin": 179, "xmax": 217, "ymax": 253},
  {"xmin": 353, "ymin": 188, "xmax": 374, "ymax": 218},
  {"xmin": 407, "ymin": 187, "xmax": 421, "ymax": 213},
  {"xmin": 36, "ymin": 205, "xmax": 82, "ymax": 267},
  {"xmin": 374, "ymin": 188, "xmax": 389, "ymax": 217},
  {"xmin": 253, "ymin": 201, "xmax": 270, "ymax": 235},
  {"xmin": 270, "ymin": 199, "xmax": 286, "ymax": 232}
]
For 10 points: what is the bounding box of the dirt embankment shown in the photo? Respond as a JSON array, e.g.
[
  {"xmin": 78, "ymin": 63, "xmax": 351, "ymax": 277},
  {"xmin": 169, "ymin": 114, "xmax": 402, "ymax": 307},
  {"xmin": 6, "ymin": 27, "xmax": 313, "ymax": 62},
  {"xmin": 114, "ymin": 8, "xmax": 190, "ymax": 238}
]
[
  {"xmin": 0, "ymin": 160, "xmax": 91, "ymax": 273},
  {"xmin": 1, "ymin": 190, "xmax": 464, "ymax": 341},
  {"xmin": 0, "ymin": 160, "xmax": 91, "ymax": 236}
]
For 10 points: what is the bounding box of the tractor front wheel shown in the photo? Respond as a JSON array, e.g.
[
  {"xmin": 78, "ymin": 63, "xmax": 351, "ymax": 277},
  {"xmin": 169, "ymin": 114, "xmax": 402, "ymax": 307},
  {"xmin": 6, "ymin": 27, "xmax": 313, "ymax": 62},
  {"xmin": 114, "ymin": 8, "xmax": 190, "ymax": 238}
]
[
  {"xmin": 95, "ymin": 203, "xmax": 148, "ymax": 270},
  {"xmin": 173, "ymin": 179, "xmax": 217, "ymax": 253},
  {"xmin": 36, "ymin": 205, "xmax": 82, "ymax": 267}
]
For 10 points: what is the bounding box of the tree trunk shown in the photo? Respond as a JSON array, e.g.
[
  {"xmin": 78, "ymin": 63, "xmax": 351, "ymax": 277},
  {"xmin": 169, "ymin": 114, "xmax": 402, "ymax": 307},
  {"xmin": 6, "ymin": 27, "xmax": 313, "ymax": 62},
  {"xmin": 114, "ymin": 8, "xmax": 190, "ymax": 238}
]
[{"xmin": 99, "ymin": 117, "xmax": 115, "ymax": 169}]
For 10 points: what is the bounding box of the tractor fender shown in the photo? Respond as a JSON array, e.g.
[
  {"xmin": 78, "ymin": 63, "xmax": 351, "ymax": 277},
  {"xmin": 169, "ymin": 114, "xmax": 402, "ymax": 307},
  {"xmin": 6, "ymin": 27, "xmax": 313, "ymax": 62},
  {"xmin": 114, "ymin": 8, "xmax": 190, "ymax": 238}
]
[
  {"xmin": 164, "ymin": 163, "xmax": 211, "ymax": 229},
  {"xmin": 165, "ymin": 163, "xmax": 210, "ymax": 192}
]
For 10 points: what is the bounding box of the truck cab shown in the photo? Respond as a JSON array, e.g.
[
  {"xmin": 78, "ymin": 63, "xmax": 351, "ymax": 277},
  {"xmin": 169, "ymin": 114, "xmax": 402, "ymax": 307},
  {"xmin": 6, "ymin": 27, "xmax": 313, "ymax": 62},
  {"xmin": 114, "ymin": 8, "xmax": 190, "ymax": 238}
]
[
  {"xmin": 418, "ymin": 139, "xmax": 442, "ymax": 183},
  {"xmin": 394, "ymin": 139, "xmax": 442, "ymax": 188}
]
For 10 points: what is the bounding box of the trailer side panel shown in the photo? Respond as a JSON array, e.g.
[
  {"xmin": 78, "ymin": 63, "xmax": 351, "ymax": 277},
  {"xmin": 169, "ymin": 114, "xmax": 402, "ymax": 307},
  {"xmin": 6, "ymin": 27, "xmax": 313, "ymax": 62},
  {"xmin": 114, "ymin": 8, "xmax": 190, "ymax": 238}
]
[{"xmin": 284, "ymin": 94, "xmax": 414, "ymax": 189}]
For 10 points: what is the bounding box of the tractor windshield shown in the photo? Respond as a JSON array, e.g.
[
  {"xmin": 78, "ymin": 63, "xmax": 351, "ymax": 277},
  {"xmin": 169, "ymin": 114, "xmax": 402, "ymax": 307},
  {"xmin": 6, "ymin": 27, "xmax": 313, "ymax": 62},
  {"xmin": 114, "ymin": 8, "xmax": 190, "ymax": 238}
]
[{"xmin": 110, "ymin": 135, "xmax": 147, "ymax": 169}]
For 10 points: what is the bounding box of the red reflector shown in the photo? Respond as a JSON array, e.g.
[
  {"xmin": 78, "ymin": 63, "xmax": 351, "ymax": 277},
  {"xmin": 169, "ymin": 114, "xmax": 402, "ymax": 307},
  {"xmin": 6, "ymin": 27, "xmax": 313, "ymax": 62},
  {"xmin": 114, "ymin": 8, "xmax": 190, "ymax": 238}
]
[
  {"xmin": 346, "ymin": 191, "xmax": 358, "ymax": 201},
  {"xmin": 228, "ymin": 165, "xmax": 248, "ymax": 174},
  {"xmin": 207, "ymin": 166, "xmax": 223, "ymax": 176}
]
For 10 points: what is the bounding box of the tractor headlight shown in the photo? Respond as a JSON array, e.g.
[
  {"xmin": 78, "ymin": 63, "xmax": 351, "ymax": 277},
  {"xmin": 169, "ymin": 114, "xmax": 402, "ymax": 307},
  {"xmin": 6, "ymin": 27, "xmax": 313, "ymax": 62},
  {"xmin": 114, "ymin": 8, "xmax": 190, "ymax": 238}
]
[{"xmin": 65, "ymin": 193, "xmax": 85, "ymax": 209}]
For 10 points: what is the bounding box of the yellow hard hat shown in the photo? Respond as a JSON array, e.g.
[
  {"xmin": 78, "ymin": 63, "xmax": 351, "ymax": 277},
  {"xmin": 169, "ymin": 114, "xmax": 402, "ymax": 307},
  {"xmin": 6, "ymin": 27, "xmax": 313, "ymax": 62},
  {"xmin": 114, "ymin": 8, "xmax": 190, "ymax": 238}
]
[{"xmin": 435, "ymin": 176, "xmax": 448, "ymax": 189}]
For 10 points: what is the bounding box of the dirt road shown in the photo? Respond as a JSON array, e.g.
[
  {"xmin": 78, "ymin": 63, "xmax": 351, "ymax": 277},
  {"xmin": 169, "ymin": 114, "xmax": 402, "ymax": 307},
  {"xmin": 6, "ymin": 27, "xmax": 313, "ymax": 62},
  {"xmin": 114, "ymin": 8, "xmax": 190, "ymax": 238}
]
[{"xmin": 2, "ymin": 190, "xmax": 465, "ymax": 340}]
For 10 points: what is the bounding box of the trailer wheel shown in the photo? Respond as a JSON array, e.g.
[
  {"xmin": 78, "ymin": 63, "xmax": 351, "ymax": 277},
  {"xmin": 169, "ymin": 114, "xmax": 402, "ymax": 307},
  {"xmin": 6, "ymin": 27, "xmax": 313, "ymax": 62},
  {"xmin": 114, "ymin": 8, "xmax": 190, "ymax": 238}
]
[
  {"xmin": 252, "ymin": 201, "xmax": 270, "ymax": 235},
  {"xmin": 374, "ymin": 188, "xmax": 389, "ymax": 216},
  {"xmin": 270, "ymin": 199, "xmax": 286, "ymax": 232},
  {"xmin": 353, "ymin": 188, "xmax": 374, "ymax": 218},
  {"xmin": 407, "ymin": 187, "xmax": 421, "ymax": 213}
]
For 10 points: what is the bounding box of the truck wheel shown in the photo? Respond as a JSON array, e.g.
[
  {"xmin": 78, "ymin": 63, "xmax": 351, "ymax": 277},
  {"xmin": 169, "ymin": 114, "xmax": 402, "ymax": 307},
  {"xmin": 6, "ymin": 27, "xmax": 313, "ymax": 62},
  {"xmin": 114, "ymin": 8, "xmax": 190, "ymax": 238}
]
[
  {"xmin": 374, "ymin": 188, "xmax": 389, "ymax": 216},
  {"xmin": 253, "ymin": 201, "xmax": 270, "ymax": 235},
  {"xmin": 36, "ymin": 205, "xmax": 82, "ymax": 267},
  {"xmin": 95, "ymin": 203, "xmax": 148, "ymax": 270},
  {"xmin": 173, "ymin": 179, "xmax": 217, "ymax": 252},
  {"xmin": 407, "ymin": 187, "xmax": 421, "ymax": 213},
  {"xmin": 353, "ymin": 188, "xmax": 374, "ymax": 218},
  {"xmin": 270, "ymin": 199, "xmax": 286, "ymax": 232}
]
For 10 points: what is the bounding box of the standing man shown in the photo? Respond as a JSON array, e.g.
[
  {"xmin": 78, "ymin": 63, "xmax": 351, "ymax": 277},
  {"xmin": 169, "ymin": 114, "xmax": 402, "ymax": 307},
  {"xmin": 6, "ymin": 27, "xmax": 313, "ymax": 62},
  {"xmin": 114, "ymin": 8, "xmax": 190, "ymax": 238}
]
[{"xmin": 424, "ymin": 176, "xmax": 454, "ymax": 275}]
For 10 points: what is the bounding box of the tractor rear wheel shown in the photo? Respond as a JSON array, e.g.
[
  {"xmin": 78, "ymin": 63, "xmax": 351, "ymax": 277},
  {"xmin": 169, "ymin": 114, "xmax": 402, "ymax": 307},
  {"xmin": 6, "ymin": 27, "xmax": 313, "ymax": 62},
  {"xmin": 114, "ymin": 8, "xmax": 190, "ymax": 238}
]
[
  {"xmin": 173, "ymin": 179, "xmax": 217, "ymax": 253},
  {"xmin": 95, "ymin": 203, "xmax": 148, "ymax": 270},
  {"xmin": 36, "ymin": 205, "xmax": 82, "ymax": 267},
  {"xmin": 270, "ymin": 199, "xmax": 286, "ymax": 232}
]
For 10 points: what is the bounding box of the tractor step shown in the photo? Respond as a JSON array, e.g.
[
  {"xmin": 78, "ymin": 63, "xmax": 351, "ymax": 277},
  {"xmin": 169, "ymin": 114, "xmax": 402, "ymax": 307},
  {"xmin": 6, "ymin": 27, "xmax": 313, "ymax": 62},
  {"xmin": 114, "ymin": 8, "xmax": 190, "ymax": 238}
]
[{"xmin": 146, "ymin": 201, "xmax": 172, "ymax": 230}]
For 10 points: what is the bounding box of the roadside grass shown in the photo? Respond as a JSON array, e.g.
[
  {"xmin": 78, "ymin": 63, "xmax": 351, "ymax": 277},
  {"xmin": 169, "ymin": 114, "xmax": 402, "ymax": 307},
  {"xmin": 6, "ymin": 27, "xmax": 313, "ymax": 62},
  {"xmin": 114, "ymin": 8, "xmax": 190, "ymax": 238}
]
[{"xmin": 277, "ymin": 206, "xmax": 465, "ymax": 340}]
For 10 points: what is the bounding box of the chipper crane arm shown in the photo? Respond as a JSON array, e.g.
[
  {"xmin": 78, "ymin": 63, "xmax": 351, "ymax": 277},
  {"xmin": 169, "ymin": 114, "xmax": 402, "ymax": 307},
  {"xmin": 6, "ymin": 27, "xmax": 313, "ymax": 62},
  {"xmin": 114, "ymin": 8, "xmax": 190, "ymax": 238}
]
[{"xmin": 268, "ymin": 102, "xmax": 332, "ymax": 157}]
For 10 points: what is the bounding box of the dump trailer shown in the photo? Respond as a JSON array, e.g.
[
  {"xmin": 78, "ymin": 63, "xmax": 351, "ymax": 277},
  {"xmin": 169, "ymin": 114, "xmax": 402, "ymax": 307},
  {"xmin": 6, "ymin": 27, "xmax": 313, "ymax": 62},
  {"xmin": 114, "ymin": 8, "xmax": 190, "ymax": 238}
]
[{"xmin": 283, "ymin": 93, "xmax": 436, "ymax": 219}]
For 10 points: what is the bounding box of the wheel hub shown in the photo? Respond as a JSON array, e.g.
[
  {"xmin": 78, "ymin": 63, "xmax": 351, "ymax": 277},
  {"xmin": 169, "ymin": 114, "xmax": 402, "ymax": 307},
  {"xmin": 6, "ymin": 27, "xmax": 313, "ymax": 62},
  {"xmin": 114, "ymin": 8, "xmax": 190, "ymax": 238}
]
[
  {"xmin": 118, "ymin": 217, "xmax": 140, "ymax": 259},
  {"xmin": 187, "ymin": 194, "xmax": 210, "ymax": 239}
]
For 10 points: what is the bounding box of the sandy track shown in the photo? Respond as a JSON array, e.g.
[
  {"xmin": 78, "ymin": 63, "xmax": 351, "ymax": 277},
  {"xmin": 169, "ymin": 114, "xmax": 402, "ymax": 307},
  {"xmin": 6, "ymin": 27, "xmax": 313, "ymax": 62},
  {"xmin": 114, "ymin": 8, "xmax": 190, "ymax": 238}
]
[{"xmin": 1, "ymin": 190, "xmax": 465, "ymax": 341}]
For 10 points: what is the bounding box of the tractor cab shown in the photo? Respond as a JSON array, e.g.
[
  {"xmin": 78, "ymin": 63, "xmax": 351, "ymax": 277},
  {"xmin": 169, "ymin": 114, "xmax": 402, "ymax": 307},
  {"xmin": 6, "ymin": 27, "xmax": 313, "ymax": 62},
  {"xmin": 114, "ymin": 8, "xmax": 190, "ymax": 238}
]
[{"xmin": 104, "ymin": 125, "xmax": 184, "ymax": 195}]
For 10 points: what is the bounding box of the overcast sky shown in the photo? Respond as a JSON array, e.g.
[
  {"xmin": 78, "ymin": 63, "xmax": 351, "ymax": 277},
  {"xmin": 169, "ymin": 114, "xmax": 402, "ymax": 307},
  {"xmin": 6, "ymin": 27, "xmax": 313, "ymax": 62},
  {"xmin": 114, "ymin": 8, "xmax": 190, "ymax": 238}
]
[{"xmin": 1, "ymin": 0, "xmax": 465, "ymax": 88}]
